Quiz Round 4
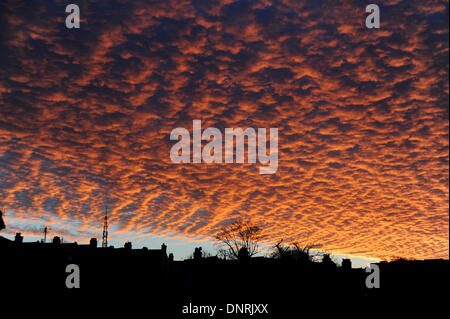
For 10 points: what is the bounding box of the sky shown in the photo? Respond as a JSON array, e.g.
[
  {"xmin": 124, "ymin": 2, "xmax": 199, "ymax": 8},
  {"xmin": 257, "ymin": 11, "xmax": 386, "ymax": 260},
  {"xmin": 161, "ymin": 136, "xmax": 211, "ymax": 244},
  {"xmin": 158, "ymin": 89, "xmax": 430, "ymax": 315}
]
[{"xmin": 0, "ymin": 0, "xmax": 448, "ymax": 263}]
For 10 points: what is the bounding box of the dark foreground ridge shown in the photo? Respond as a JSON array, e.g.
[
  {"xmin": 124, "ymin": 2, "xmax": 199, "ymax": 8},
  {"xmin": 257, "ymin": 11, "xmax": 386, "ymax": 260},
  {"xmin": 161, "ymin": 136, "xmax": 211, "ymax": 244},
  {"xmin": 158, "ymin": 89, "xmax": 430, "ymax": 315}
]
[{"xmin": 1, "ymin": 231, "xmax": 449, "ymax": 317}]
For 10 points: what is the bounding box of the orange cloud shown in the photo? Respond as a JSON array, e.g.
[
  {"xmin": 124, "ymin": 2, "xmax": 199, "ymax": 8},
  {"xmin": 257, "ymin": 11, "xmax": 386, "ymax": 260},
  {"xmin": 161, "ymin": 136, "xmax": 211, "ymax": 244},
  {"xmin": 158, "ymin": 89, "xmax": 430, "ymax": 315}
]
[{"xmin": 0, "ymin": 0, "xmax": 448, "ymax": 260}]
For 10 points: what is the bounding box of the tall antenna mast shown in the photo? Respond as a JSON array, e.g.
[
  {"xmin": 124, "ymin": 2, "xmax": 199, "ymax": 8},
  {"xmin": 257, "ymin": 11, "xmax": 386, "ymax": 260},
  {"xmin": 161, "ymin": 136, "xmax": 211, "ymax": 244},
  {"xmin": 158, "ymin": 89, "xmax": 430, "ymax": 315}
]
[
  {"xmin": 43, "ymin": 226, "xmax": 48, "ymax": 243},
  {"xmin": 102, "ymin": 207, "xmax": 108, "ymax": 248}
]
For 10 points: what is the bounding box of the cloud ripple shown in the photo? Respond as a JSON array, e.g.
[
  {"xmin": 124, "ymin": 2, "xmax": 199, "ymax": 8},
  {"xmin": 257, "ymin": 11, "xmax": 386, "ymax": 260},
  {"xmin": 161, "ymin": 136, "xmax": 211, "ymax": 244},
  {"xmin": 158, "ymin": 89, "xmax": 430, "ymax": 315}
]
[{"xmin": 0, "ymin": 0, "xmax": 448, "ymax": 259}]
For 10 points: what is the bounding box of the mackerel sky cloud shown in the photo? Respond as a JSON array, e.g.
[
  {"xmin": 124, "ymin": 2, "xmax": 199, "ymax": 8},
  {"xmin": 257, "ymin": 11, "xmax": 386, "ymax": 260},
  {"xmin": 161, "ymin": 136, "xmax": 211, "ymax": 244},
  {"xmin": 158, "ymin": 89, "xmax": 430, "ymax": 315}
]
[{"xmin": 0, "ymin": 0, "xmax": 448, "ymax": 260}]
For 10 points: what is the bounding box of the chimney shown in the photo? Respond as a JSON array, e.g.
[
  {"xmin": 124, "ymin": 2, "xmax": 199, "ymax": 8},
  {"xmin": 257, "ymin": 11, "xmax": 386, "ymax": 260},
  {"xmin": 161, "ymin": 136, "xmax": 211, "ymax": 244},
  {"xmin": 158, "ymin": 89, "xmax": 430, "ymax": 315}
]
[
  {"xmin": 161, "ymin": 243, "xmax": 167, "ymax": 254},
  {"xmin": 52, "ymin": 236, "xmax": 61, "ymax": 245},
  {"xmin": 90, "ymin": 237, "xmax": 98, "ymax": 248},
  {"xmin": 342, "ymin": 258, "xmax": 352, "ymax": 270},
  {"xmin": 14, "ymin": 232, "xmax": 23, "ymax": 244},
  {"xmin": 322, "ymin": 254, "xmax": 332, "ymax": 264},
  {"xmin": 124, "ymin": 241, "xmax": 132, "ymax": 250}
]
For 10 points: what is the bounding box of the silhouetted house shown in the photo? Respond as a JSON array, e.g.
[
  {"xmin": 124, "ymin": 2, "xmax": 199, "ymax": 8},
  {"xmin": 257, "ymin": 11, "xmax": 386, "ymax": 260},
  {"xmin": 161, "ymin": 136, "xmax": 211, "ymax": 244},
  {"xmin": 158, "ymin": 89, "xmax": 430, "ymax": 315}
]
[
  {"xmin": 342, "ymin": 258, "xmax": 352, "ymax": 270},
  {"xmin": 366, "ymin": 258, "xmax": 450, "ymax": 299},
  {"xmin": 1, "ymin": 231, "xmax": 170, "ymax": 291}
]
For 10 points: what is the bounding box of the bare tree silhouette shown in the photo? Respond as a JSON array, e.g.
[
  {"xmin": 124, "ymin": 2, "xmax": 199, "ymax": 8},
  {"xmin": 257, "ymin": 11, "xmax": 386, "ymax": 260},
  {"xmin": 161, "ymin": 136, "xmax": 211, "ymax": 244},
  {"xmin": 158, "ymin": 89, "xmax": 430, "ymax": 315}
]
[
  {"xmin": 214, "ymin": 219, "xmax": 265, "ymax": 260},
  {"xmin": 272, "ymin": 239, "xmax": 322, "ymax": 262}
]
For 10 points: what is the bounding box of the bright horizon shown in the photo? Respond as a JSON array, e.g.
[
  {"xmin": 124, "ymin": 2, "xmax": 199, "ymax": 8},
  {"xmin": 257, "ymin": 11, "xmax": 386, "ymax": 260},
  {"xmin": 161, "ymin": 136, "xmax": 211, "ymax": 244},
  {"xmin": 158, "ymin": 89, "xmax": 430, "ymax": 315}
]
[{"xmin": 0, "ymin": 212, "xmax": 381, "ymax": 268}]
